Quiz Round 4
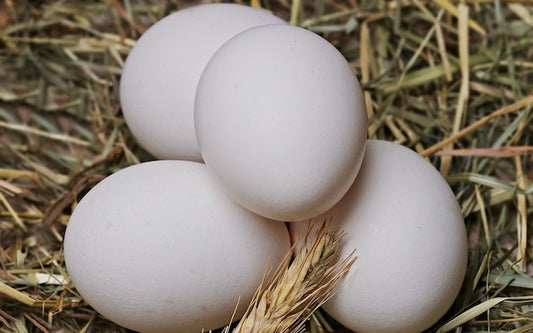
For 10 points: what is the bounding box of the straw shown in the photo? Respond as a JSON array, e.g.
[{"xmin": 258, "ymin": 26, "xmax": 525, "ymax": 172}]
[{"xmin": 1, "ymin": 0, "xmax": 533, "ymax": 331}]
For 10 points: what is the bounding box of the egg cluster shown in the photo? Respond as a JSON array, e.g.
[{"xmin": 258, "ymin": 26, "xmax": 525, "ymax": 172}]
[{"xmin": 63, "ymin": 3, "xmax": 468, "ymax": 333}]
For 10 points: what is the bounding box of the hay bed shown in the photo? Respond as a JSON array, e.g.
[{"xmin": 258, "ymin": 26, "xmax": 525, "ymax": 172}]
[{"xmin": 0, "ymin": 0, "xmax": 532, "ymax": 332}]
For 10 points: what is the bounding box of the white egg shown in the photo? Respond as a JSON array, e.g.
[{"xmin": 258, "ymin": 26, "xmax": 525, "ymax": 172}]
[
  {"xmin": 120, "ymin": 4, "xmax": 286, "ymax": 161},
  {"xmin": 289, "ymin": 140, "xmax": 468, "ymax": 333},
  {"xmin": 64, "ymin": 161, "xmax": 290, "ymax": 333},
  {"xmin": 195, "ymin": 24, "xmax": 367, "ymax": 222}
]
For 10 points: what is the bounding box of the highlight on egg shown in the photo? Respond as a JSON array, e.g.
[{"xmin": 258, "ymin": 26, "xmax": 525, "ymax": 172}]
[
  {"xmin": 289, "ymin": 140, "xmax": 468, "ymax": 333},
  {"xmin": 64, "ymin": 160, "xmax": 291, "ymax": 333}
]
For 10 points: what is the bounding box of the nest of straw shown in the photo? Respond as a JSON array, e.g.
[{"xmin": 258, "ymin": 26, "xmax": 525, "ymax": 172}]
[{"xmin": 0, "ymin": 0, "xmax": 533, "ymax": 332}]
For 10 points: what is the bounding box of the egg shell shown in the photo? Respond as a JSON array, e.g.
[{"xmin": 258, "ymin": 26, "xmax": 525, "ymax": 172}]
[
  {"xmin": 119, "ymin": 4, "xmax": 286, "ymax": 161},
  {"xmin": 289, "ymin": 140, "xmax": 468, "ymax": 333},
  {"xmin": 64, "ymin": 161, "xmax": 290, "ymax": 333},
  {"xmin": 195, "ymin": 24, "xmax": 367, "ymax": 221}
]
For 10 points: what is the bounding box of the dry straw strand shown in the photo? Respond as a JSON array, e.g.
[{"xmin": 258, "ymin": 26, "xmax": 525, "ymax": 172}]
[
  {"xmin": 421, "ymin": 95, "xmax": 533, "ymax": 156},
  {"xmin": 229, "ymin": 221, "xmax": 356, "ymax": 333}
]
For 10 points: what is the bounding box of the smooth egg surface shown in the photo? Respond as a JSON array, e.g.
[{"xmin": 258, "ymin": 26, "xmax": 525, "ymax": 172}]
[
  {"xmin": 64, "ymin": 161, "xmax": 290, "ymax": 333},
  {"xmin": 289, "ymin": 140, "xmax": 468, "ymax": 333},
  {"xmin": 195, "ymin": 24, "xmax": 367, "ymax": 221},
  {"xmin": 120, "ymin": 4, "xmax": 286, "ymax": 161}
]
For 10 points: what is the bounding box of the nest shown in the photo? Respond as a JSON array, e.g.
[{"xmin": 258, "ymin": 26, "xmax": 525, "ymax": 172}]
[{"xmin": 1, "ymin": 0, "xmax": 533, "ymax": 332}]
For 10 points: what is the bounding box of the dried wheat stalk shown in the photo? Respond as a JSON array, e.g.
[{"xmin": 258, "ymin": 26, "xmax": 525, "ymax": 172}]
[{"xmin": 226, "ymin": 221, "xmax": 356, "ymax": 333}]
